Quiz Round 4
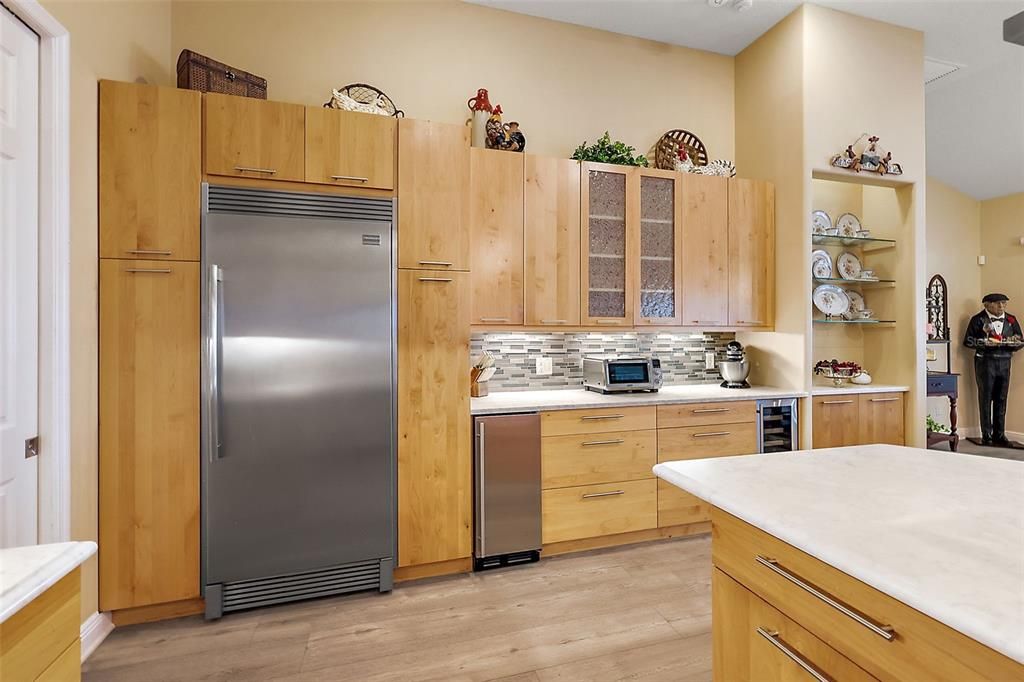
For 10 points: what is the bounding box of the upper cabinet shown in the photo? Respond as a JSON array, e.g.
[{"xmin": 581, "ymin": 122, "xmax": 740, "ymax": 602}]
[
  {"xmin": 99, "ymin": 81, "xmax": 201, "ymax": 261},
  {"xmin": 728, "ymin": 178, "xmax": 775, "ymax": 327},
  {"xmin": 524, "ymin": 156, "xmax": 581, "ymax": 327},
  {"xmin": 304, "ymin": 107, "xmax": 396, "ymax": 190},
  {"xmin": 204, "ymin": 93, "xmax": 305, "ymax": 182},
  {"xmin": 470, "ymin": 149, "xmax": 524, "ymax": 325},
  {"xmin": 581, "ymin": 162, "xmax": 636, "ymax": 326},
  {"xmin": 636, "ymin": 169, "xmax": 681, "ymax": 325},
  {"xmin": 679, "ymin": 175, "xmax": 729, "ymax": 326},
  {"xmin": 397, "ymin": 118, "xmax": 471, "ymax": 271}
]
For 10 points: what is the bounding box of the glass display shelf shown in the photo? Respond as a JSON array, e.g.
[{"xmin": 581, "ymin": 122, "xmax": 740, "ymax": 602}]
[
  {"xmin": 812, "ymin": 234, "xmax": 896, "ymax": 250},
  {"xmin": 813, "ymin": 277, "xmax": 895, "ymax": 287},
  {"xmin": 813, "ymin": 318, "xmax": 895, "ymax": 327}
]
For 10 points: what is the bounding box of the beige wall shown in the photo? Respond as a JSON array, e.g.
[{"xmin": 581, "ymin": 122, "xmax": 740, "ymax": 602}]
[
  {"xmin": 734, "ymin": 6, "xmax": 806, "ymax": 394},
  {"xmin": 41, "ymin": 0, "xmax": 174, "ymax": 625},
  {"xmin": 169, "ymin": 0, "xmax": 735, "ymax": 161},
  {"xmin": 925, "ymin": 178, "xmax": 982, "ymax": 432},
  {"xmin": 980, "ymin": 192, "xmax": 1024, "ymax": 434}
]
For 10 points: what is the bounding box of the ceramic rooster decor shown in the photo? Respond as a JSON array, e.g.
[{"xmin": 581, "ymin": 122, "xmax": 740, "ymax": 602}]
[
  {"xmin": 830, "ymin": 133, "xmax": 904, "ymax": 176},
  {"xmin": 467, "ymin": 88, "xmax": 493, "ymax": 148},
  {"xmin": 484, "ymin": 105, "xmax": 525, "ymax": 152},
  {"xmin": 674, "ymin": 148, "xmax": 736, "ymax": 177}
]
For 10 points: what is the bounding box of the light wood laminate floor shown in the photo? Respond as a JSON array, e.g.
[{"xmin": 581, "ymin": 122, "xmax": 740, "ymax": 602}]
[{"xmin": 84, "ymin": 535, "xmax": 711, "ymax": 681}]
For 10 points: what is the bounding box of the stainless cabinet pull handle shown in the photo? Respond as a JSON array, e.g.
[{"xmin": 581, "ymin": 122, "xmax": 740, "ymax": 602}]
[
  {"xmin": 595, "ymin": 320, "xmax": 621, "ymax": 325},
  {"xmin": 419, "ymin": 260, "xmax": 453, "ymax": 267},
  {"xmin": 330, "ymin": 174, "xmax": 369, "ymax": 182},
  {"xmin": 541, "ymin": 319, "xmax": 568, "ymax": 324},
  {"xmin": 234, "ymin": 165, "xmax": 277, "ymax": 174},
  {"xmin": 580, "ymin": 414, "xmax": 624, "ymax": 421},
  {"xmin": 126, "ymin": 249, "xmax": 172, "ymax": 256},
  {"xmin": 418, "ymin": 277, "xmax": 453, "ymax": 283},
  {"xmin": 581, "ymin": 439, "xmax": 625, "ymax": 447},
  {"xmin": 124, "ymin": 268, "xmax": 171, "ymax": 274},
  {"xmin": 870, "ymin": 397, "xmax": 900, "ymax": 402},
  {"xmin": 582, "ymin": 490, "xmax": 624, "ymax": 499},
  {"xmin": 756, "ymin": 628, "xmax": 832, "ymax": 682},
  {"xmin": 693, "ymin": 431, "xmax": 730, "ymax": 438},
  {"xmin": 755, "ymin": 556, "xmax": 895, "ymax": 641},
  {"xmin": 693, "ymin": 407, "xmax": 730, "ymax": 413},
  {"xmin": 479, "ymin": 317, "xmax": 510, "ymax": 322},
  {"xmin": 821, "ymin": 400, "xmax": 854, "ymax": 405},
  {"xmin": 691, "ymin": 320, "xmax": 720, "ymax": 324},
  {"xmin": 738, "ymin": 320, "xmax": 765, "ymax": 324}
]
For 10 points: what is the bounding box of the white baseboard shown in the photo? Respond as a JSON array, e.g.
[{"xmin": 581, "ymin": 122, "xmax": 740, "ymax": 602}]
[{"xmin": 81, "ymin": 611, "xmax": 114, "ymax": 662}]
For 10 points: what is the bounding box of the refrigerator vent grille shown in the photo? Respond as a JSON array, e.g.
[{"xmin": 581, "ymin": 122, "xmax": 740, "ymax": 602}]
[
  {"xmin": 220, "ymin": 560, "xmax": 382, "ymax": 613},
  {"xmin": 207, "ymin": 185, "xmax": 393, "ymax": 222}
]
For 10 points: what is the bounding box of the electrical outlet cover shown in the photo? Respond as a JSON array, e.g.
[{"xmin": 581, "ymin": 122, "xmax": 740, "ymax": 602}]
[{"xmin": 536, "ymin": 357, "xmax": 553, "ymax": 376}]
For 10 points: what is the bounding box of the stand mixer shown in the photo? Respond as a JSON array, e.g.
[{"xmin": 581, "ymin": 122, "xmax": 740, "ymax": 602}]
[{"xmin": 720, "ymin": 341, "xmax": 751, "ymax": 389}]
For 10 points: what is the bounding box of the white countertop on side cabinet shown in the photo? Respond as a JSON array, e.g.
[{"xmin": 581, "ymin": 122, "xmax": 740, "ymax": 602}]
[
  {"xmin": 470, "ymin": 385, "xmax": 806, "ymax": 415},
  {"xmin": 0, "ymin": 541, "xmax": 96, "ymax": 623},
  {"xmin": 653, "ymin": 445, "xmax": 1024, "ymax": 664},
  {"xmin": 811, "ymin": 382, "xmax": 910, "ymax": 395}
]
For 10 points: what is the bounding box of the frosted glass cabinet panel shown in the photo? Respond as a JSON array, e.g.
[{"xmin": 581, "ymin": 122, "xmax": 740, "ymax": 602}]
[
  {"xmin": 637, "ymin": 170, "xmax": 681, "ymax": 325},
  {"xmin": 581, "ymin": 163, "xmax": 635, "ymax": 326}
]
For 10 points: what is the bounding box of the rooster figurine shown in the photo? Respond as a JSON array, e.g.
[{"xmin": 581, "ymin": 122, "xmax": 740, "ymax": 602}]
[
  {"xmin": 674, "ymin": 148, "xmax": 736, "ymax": 177},
  {"xmin": 486, "ymin": 105, "xmax": 510, "ymax": 150}
]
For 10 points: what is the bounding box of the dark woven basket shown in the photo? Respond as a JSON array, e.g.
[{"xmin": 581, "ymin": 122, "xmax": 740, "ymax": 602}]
[
  {"xmin": 324, "ymin": 83, "xmax": 404, "ymax": 118},
  {"xmin": 176, "ymin": 50, "xmax": 266, "ymax": 99},
  {"xmin": 655, "ymin": 130, "xmax": 708, "ymax": 170}
]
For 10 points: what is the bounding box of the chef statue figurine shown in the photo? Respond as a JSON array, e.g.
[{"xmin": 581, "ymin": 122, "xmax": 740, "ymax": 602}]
[{"xmin": 963, "ymin": 293, "xmax": 1024, "ymax": 448}]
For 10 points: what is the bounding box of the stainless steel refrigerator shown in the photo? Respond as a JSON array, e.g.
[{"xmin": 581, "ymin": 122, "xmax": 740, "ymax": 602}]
[{"xmin": 201, "ymin": 184, "xmax": 395, "ymax": 619}]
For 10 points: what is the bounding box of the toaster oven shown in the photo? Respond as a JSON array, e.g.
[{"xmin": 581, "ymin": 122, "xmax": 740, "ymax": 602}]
[{"xmin": 582, "ymin": 356, "xmax": 663, "ymax": 394}]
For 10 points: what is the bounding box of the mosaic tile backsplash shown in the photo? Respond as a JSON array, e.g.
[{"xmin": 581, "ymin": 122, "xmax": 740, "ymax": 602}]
[{"xmin": 471, "ymin": 332, "xmax": 737, "ymax": 391}]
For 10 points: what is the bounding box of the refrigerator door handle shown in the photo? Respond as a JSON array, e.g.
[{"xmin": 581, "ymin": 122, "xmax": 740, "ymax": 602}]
[
  {"xmin": 208, "ymin": 264, "xmax": 223, "ymax": 461},
  {"xmin": 476, "ymin": 421, "xmax": 486, "ymax": 558}
]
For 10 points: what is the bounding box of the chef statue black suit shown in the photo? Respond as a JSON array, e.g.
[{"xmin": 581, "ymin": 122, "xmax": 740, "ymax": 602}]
[{"xmin": 963, "ymin": 293, "xmax": 1023, "ymax": 446}]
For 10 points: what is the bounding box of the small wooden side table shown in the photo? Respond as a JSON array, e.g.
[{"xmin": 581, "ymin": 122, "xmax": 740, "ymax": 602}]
[{"xmin": 926, "ymin": 371, "xmax": 959, "ymax": 451}]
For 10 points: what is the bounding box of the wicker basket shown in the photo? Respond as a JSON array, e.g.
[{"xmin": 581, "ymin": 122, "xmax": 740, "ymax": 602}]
[
  {"xmin": 324, "ymin": 83, "xmax": 404, "ymax": 118},
  {"xmin": 176, "ymin": 50, "xmax": 267, "ymax": 100},
  {"xmin": 654, "ymin": 130, "xmax": 708, "ymax": 170}
]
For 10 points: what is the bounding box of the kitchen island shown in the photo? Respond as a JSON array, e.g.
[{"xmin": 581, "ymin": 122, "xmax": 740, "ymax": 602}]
[{"xmin": 654, "ymin": 445, "xmax": 1024, "ymax": 681}]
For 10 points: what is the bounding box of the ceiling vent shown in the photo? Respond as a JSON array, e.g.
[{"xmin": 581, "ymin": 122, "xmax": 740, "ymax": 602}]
[{"xmin": 924, "ymin": 57, "xmax": 962, "ymax": 85}]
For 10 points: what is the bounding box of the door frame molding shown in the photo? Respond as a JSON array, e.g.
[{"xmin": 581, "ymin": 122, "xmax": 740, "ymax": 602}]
[{"xmin": 6, "ymin": 0, "xmax": 71, "ymax": 543}]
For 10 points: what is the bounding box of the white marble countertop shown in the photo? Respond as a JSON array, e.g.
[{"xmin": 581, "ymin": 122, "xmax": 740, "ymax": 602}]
[
  {"xmin": 0, "ymin": 541, "xmax": 96, "ymax": 623},
  {"xmin": 653, "ymin": 446, "xmax": 1024, "ymax": 663},
  {"xmin": 811, "ymin": 382, "xmax": 910, "ymax": 395},
  {"xmin": 471, "ymin": 385, "xmax": 807, "ymax": 415}
]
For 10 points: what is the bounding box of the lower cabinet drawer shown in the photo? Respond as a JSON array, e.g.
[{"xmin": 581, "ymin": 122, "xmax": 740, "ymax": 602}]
[
  {"xmin": 541, "ymin": 406, "xmax": 657, "ymax": 437},
  {"xmin": 713, "ymin": 568, "xmax": 877, "ymax": 682},
  {"xmin": 542, "ymin": 429, "xmax": 657, "ymax": 489},
  {"xmin": 0, "ymin": 570, "xmax": 79, "ymax": 682},
  {"xmin": 657, "ymin": 480, "xmax": 710, "ymax": 527},
  {"xmin": 712, "ymin": 509, "xmax": 1024, "ymax": 682},
  {"xmin": 657, "ymin": 400, "xmax": 758, "ymax": 428},
  {"xmin": 658, "ymin": 422, "xmax": 758, "ymax": 462},
  {"xmin": 542, "ymin": 479, "xmax": 657, "ymax": 544}
]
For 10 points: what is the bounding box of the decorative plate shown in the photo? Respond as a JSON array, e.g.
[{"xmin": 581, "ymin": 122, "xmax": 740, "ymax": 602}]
[
  {"xmin": 837, "ymin": 251, "xmax": 863, "ymax": 280},
  {"xmin": 847, "ymin": 290, "xmax": 865, "ymax": 312},
  {"xmin": 812, "ymin": 210, "xmax": 832, "ymax": 235},
  {"xmin": 836, "ymin": 212, "xmax": 862, "ymax": 237},
  {"xmin": 813, "ymin": 284, "xmax": 851, "ymax": 317},
  {"xmin": 811, "ymin": 249, "xmax": 833, "ymax": 278}
]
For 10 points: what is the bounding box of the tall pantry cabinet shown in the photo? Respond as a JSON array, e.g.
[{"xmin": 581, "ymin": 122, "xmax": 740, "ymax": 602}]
[
  {"xmin": 98, "ymin": 80, "xmax": 201, "ymax": 614},
  {"xmin": 396, "ymin": 119, "xmax": 473, "ymax": 572}
]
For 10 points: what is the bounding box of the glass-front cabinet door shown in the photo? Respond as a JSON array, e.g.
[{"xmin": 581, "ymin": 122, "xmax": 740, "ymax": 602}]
[
  {"xmin": 636, "ymin": 169, "xmax": 680, "ymax": 325},
  {"xmin": 581, "ymin": 163, "xmax": 635, "ymax": 326}
]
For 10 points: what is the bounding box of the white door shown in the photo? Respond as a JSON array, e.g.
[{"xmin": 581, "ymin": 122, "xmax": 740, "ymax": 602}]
[{"xmin": 0, "ymin": 6, "xmax": 40, "ymax": 548}]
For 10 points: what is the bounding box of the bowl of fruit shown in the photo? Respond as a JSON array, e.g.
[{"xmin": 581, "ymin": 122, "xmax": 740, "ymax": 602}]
[{"xmin": 814, "ymin": 359, "xmax": 863, "ymax": 387}]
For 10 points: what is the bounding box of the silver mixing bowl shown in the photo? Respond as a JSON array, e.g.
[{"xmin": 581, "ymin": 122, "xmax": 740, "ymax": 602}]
[{"xmin": 719, "ymin": 360, "xmax": 750, "ymax": 383}]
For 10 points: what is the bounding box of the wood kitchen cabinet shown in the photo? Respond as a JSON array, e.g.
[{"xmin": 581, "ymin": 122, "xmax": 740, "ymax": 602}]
[
  {"xmin": 203, "ymin": 93, "xmax": 305, "ymax": 182},
  {"xmin": 304, "ymin": 106, "xmax": 396, "ymax": 190},
  {"xmin": 679, "ymin": 175, "xmax": 729, "ymax": 326},
  {"xmin": 728, "ymin": 178, "xmax": 775, "ymax": 327},
  {"xmin": 858, "ymin": 392, "xmax": 905, "ymax": 445},
  {"xmin": 397, "ymin": 118, "xmax": 471, "ymax": 271},
  {"xmin": 812, "ymin": 395, "xmax": 861, "ymax": 449},
  {"xmin": 99, "ymin": 259, "xmax": 200, "ymax": 611},
  {"xmin": 397, "ymin": 269, "xmax": 471, "ymax": 568},
  {"xmin": 581, "ymin": 162, "xmax": 636, "ymax": 326},
  {"xmin": 470, "ymin": 148, "xmax": 524, "ymax": 325},
  {"xmin": 524, "ymin": 156, "xmax": 581, "ymax": 327},
  {"xmin": 99, "ymin": 80, "xmax": 201, "ymax": 261},
  {"xmin": 636, "ymin": 168, "xmax": 682, "ymax": 325}
]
